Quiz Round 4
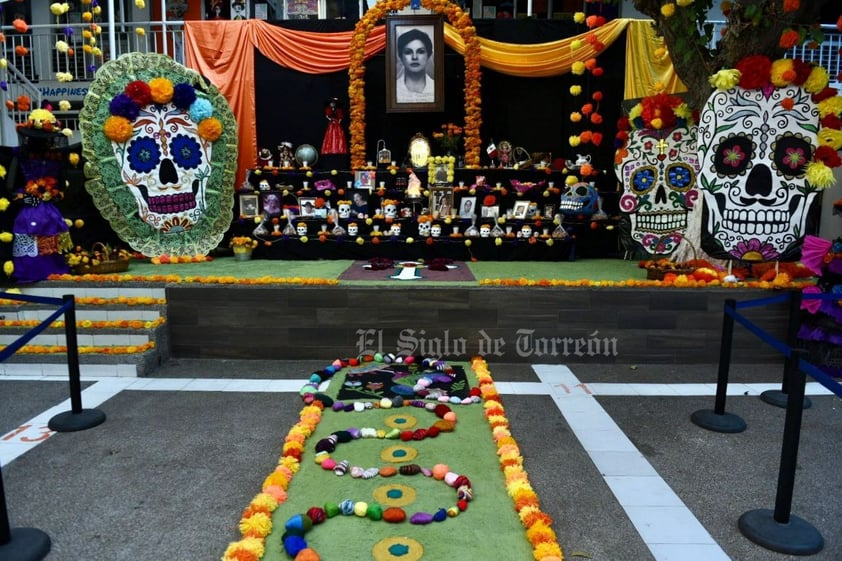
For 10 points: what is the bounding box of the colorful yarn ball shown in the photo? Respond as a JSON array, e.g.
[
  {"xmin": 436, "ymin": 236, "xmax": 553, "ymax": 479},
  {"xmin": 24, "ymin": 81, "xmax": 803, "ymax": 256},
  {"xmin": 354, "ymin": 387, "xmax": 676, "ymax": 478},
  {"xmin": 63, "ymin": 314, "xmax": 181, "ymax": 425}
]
[
  {"xmin": 306, "ymin": 507, "xmax": 327, "ymax": 525},
  {"xmin": 432, "ymin": 508, "xmax": 448, "ymax": 522},
  {"xmin": 283, "ymin": 535, "xmax": 308, "ymax": 557},
  {"xmin": 457, "ymin": 485, "xmax": 474, "ymax": 502},
  {"xmin": 354, "ymin": 502, "xmax": 368, "ymax": 517},
  {"xmin": 399, "ymin": 464, "xmax": 422, "ymax": 476},
  {"xmin": 367, "ymin": 504, "xmax": 383, "ymax": 520},
  {"xmin": 426, "ymin": 426, "xmax": 441, "ymax": 438},
  {"xmin": 383, "ymin": 507, "xmax": 406, "ymax": 523},
  {"xmin": 295, "ymin": 548, "xmax": 320, "ymax": 561},
  {"xmin": 320, "ymin": 458, "xmax": 336, "ymax": 471},
  {"xmin": 446, "ymin": 506, "xmax": 460, "ymax": 517},
  {"xmin": 339, "ymin": 500, "xmax": 355, "ymax": 515},
  {"xmin": 403, "ymin": 355, "xmax": 415, "ymax": 364},
  {"xmin": 444, "ymin": 472, "xmax": 459, "ymax": 486},
  {"xmin": 410, "ymin": 512, "xmax": 434, "ymax": 524},
  {"xmin": 334, "ymin": 430, "xmax": 353, "ymax": 443},
  {"xmin": 324, "ymin": 502, "xmax": 340, "ymax": 518},
  {"xmin": 453, "ymin": 475, "xmax": 471, "ymax": 489},
  {"xmin": 432, "ymin": 464, "xmax": 449, "ymax": 480},
  {"xmin": 379, "ymin": 466, "xmax": 398, "ymax": 477}
]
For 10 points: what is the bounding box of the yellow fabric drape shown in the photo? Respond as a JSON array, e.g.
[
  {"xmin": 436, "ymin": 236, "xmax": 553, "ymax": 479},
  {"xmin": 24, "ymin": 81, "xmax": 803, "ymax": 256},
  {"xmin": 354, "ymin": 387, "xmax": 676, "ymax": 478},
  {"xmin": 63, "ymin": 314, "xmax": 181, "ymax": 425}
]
[
  {"xmin": 624, "ymin": 19, "xmax": 686, "ymax": 100},
  {"xmin": 183, "ymin": 18, "xmax": 682, "ymax": 186},
  {"xmin": 445, "ymin": 18, "xmax": 628, "ymax": 77}
]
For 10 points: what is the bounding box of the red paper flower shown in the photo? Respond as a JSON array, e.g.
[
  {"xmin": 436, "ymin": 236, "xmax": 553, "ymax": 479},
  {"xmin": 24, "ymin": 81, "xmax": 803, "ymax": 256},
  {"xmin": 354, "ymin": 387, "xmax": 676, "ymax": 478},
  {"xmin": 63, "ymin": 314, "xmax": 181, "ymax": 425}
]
[
  {"xmin": 815, "ymin": 145, "xmax": 842, "ymax": 168},
  {"xmin": 736, "ymin": 55, "xmax": 772, "ymax": 90}
]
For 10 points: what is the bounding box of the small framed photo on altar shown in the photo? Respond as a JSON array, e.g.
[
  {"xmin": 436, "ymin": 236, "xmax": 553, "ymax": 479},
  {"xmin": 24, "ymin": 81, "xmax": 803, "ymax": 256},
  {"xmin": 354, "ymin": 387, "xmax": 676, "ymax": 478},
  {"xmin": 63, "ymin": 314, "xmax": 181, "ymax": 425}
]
[
  {"xmin": 543, "ymin": 204, "xmax": 556, "ymax": 218},
  {"xmin": 262, "ymin": 191, "xmax": 283, "ymax": 216},
  {"xmin": 284, "ymin": 0, "xmax": 320, "ymax": 19},
  {"xmin": 299, "ymin": 197, "xmax": 317, "ymax": 217},
  {"xmin": 459, "ymin": 197, "xmax": 476, "ymax": 219},
  {"xmin": 512, "ymin": 200, "xmax": 530, "ymax": 220},
  {"xmin": 355, "ymin": 171, "xmax": 376, "ymax": 190},
  {"xmin": 481, "ymin": 205, "xmax": 499, "ymax": 219},
  {"xmin": 385, "ymin": 15, "xmax": 445, "ymax": 113},
  {"xmin": 239, "ymin": 193, "xmax": 260, "ymax": 219},
  {"xmin": 430, "ymin": 187, "xmax": 453, "ymax": 218}
]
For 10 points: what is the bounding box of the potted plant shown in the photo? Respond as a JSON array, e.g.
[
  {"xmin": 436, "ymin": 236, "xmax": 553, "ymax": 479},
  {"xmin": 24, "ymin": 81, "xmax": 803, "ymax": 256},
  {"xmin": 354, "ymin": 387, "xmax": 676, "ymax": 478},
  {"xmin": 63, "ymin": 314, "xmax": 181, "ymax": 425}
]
[{"xmin": 229, "ymin": 236, "xmax": 258, "ymax": 261}]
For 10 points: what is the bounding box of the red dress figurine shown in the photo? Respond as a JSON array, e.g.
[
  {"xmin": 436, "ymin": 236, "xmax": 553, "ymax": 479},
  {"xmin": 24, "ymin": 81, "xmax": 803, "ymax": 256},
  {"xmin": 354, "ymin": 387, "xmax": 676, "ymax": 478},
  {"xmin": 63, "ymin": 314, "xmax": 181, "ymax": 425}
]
[{"xmin": 321, "ymin": 98, "xmax": 348, "ymax": 155}]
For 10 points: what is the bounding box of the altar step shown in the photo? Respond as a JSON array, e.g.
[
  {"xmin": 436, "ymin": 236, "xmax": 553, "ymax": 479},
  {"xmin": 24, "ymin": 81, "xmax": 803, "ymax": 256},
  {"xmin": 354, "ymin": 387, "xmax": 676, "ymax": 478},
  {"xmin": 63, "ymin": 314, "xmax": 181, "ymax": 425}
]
[{"xmin": 0, "ymin": 285, "xmax": 168, "ymax": 377}]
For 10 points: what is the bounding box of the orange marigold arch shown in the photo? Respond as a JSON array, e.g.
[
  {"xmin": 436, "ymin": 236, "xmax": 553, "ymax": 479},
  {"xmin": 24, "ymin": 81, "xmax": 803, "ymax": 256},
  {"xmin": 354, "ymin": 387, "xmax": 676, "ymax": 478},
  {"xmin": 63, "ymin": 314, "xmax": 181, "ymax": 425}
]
[{"xmin": 348, "ymin": 0, "xmax": 482, "ymax": 170}]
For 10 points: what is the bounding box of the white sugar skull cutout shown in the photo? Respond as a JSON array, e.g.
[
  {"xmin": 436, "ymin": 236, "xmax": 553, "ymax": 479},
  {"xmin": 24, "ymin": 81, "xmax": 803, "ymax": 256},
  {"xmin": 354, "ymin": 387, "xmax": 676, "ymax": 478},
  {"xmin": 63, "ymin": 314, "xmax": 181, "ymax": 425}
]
[
  {"xmin": 614, "ymin": 95, "xmax": 699, "ymax": 257},
  {"xmin": 347, "ymin": 222, "xmax": 359, "ymax": 236},
  {"xmin": 698, "ymin": 57, "xmax": 841, "ymax": 262},
  {"xmin": 615, "ymin": 127, "xmax": 699, "ymax": 256},
  {"xmin": 390, "ymin": 223, "xmax": 402, "ymax": 237},
  {"xmin": 417, "ymin": 219, "xmax": 432, "ymax": 237},
  {"xmin": 520, "ymin": 224, "xmax": 533, "ymax": 238},
  {"xmin": 383, "ymin": 199, "xmax": 399, "ymax": 219},
  {"xmin": 297, "ymin": 222, "xmax": 308, "ymax": 237},
  {"xmin": 480, "ymin": 224, "xmax": 491, "ymax": 237},
  {"xmin": 431, "ymin": 223, "xmax": 442, "ymax": 238},
  {"xmin": 337, "ymin": 201, "xmax": 351, "ymax": 219}
]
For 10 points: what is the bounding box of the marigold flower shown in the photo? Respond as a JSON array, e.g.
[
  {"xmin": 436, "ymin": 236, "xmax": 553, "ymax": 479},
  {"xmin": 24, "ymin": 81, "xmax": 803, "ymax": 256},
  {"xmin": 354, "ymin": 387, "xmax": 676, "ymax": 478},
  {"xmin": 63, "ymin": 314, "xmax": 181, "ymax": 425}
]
[
  {"xmin": 103, "ymin": 115, "xmax": 134, "ymax": 143},
  {"xmin": 660, "ymin": 3, "xmax": 676, "ymax": 17},
  {"xmin": 149, "ymin": 77, "xmax": 174, "ymax": 104}
]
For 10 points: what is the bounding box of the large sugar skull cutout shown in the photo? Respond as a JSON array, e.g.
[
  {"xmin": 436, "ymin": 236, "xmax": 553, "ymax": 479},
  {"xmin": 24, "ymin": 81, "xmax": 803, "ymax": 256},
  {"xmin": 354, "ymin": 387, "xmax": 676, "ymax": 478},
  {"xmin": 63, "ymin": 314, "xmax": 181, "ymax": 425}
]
[
  {"xmin": 615, "ymin": 126, "xmax": 700, "ymax": 256},
  {"xmin": 559, "ymin": 182, "xmax": 599, "ymax": 217},
  {"xmin": 699, "ymin": 84, "xmax": 820, "ymax": 261},
  {"xmin": 79, "ymin": 52, "xmax": 236, "ymax": 257}
]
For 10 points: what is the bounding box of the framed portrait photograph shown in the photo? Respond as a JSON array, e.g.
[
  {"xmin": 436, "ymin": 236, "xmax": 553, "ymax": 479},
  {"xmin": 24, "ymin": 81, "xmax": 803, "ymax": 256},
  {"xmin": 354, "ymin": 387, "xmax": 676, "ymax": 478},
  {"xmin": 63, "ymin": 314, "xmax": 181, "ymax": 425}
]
[
  {"xmin": 481, "ymin": 205, "xmax": 499, "ymax": 219},
  {"xmin": 350, "ymin": 190, "xmax": 370, "ymax": 218},
  {"xmin": 386, "ymin": 15, "xmax": 445, "ymax": 113},
  {"xmin": 543, "ymin": 203, "xmax": 556, "ymax": 218},
  {"xmin": 239, "ymin": 193, "xmax": 260, "ymax": 218},
  {"xmin": 430, "ymin": 187, "xmax": 454, "ymax": 218},
  {"xmin": 230, "ymin": 0, "xmax": 249, "ymax": 19},
  {"xmin": 261, "ymin": 191, "xmax": 283, "ymax": 216},
  {"xmin": 355, "ymin": 170, "xmax": 376, "ymax": 190},
  {"xmin": 299, "ymin": 197, "xmax": 317, "ymax": 217},
  {"xmin": 459, "ymin": 196, "xmax": 476, "ymax": 219},
  {"xmin": 512, "ymin": 200, "xmax": 530, "ymax": 220}
]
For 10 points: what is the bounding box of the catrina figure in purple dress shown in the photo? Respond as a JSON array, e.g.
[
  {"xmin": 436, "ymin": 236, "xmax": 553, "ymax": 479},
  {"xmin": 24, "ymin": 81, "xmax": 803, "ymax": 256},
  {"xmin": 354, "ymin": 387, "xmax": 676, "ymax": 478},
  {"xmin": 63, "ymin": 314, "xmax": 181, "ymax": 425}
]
[{"xmin": 11, "ymin": 111, "xmax": 71, "ymax": 283}]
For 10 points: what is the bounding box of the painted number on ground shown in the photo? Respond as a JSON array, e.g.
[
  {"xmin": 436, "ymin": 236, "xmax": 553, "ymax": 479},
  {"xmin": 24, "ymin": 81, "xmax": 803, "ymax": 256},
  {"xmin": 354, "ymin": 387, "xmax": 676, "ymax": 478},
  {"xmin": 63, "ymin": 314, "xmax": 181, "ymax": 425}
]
[{"xmin": 2, "ymin": 424, "xmax": 54, "ymax": 443}]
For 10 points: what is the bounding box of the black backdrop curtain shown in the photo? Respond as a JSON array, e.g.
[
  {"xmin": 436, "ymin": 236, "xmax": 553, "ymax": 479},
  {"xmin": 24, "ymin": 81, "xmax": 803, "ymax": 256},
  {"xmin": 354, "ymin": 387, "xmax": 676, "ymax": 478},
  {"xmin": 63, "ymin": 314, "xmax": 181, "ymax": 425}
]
[{"xmin": 254, "ymin": 19, "xmax": 626, "ymax": 183}]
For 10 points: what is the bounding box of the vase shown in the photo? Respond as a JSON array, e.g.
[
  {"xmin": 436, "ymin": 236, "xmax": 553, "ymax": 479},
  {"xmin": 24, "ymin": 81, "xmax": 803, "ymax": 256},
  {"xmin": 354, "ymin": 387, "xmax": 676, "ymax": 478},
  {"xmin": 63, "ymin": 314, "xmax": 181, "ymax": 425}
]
[{"xmin": 233, "ymin": 246, "xmax": 253, "ymax": 261}]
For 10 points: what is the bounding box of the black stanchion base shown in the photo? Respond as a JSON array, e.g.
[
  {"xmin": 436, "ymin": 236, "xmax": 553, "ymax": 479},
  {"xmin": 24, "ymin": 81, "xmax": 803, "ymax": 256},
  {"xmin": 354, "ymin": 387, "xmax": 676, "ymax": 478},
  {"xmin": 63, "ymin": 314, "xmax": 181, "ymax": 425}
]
[
  {"xmin": 48, "ymin": 408, "xmax": 106, "ymax": 432},
  {"xmin": 739, "ymin": 508, "xmax": 824, "ymax": 555},
  {"xmin": 759, "ymin": 390, "xmax": 812, "ymax": 410},
  {"xmin": 0, "ymin": 527, "xmax": 51, "ymax": 561},
  {"xmin": 690, "ymin": 409, "xmax": 746, "ymax": 433}
]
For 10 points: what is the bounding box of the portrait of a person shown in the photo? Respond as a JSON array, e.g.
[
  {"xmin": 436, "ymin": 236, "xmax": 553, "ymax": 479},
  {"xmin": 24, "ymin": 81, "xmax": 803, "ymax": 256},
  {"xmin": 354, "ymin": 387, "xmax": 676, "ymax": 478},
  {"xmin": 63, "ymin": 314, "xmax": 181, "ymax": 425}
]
[
  {"xmin": 231, "ymin": 1, "xmax": 247, "ymax": 19},
  {"xmin": 395, "ymin": 27, "xmax": 435, "ymax": 104},
  {"xmin": 351, "ymin": 192, "xmax": 368, "ymax": 217},
  {"xmin": 300, "ymin": 201, "xmax": 315, "ymax": 217},
  {"xmin": 459, "ymin": 198, "xmax": 475, "ymax": 219},
  {"xmin": 263, "ymin": 193, "xmax": 281, "ymax": 215}
]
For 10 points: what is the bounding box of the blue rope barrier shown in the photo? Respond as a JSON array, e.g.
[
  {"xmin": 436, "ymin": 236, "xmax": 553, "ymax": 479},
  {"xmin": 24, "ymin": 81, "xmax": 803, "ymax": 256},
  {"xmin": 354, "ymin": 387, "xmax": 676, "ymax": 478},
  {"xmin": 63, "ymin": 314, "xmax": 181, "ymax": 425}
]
[
  {"xmin": 0, "ymin": 291, "xmax": 64, "ymax": 307},
  {"xmin": 733, "ymin": 292, "xmax": 792, "ymax": 310},
  {"xmin": 798, "ymin": 358, "xmax": 842, "ymax": 399},
  {"xmin": 725, "ymin": 305, "xmax": 791, "ymax": 356}
]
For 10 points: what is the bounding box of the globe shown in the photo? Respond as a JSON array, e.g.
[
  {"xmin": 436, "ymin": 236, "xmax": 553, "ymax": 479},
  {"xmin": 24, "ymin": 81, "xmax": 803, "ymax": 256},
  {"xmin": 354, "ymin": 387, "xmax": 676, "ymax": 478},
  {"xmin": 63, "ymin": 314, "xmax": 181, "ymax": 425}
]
[{"xmin": 295, "ymin": 144, "xmax": 319, "ymax": 167}]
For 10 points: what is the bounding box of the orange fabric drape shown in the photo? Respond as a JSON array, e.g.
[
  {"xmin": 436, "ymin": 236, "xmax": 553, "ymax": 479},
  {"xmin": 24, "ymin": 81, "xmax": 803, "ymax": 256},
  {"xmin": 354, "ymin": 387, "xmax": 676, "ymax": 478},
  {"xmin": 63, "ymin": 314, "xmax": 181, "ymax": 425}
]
[{"xmin": 184, "ymin": 21, "xmax": 385, "ymax": 187}]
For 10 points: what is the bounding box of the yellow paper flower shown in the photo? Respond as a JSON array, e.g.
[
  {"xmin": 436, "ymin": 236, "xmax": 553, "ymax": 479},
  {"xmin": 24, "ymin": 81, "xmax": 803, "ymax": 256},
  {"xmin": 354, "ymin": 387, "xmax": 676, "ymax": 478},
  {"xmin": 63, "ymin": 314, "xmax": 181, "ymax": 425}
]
[
  {"xmin": 568, "ymin": 135, "xmax": 581, "ymax": 147},
  {"xmin": 770, "ymin": 58, "xmax": 794, "ymax": 87},
  {"xmin": 570, "ymin": 39, "xmax": 583, "ymax": 50},
  {"xmin": 676, "ymin": 0, "xmax": 694, "ymax": 6},
  {"xmin": 709, "ymin": 68, "xmax": 741, "ymax": 90},
  {"xmin": 55, "ymin": 40, "xmax": 69, "ymax": 53},
  {"xmin": 0, "ymin": 232, "xmax": 12, "ymax": 243},
  {"xmin": 3, "ymin": 261, "xmax": 13, "ymax": 277},
  {"xmin": 59, "ymin": 99, "xmax": 71, "ymax": 111},
  {"xmin": 661, "ymin": 3, "xmax": 676, "ymax": 16},
  {"xmin": 573, "ymin": 11, "xmax": 585, "ymax": 23},
  {"xmin": 135, "ymin": 0, "xmax": 146, "ymax": 7},
  {"xmin": 135, "ymin": 27, "xmax": 146, "ymax": 36},
  {"xmin": 0, "ymin": 168, "xmax": 6, "ymax": 181},
  {"xmin": 818, "ymin": 127, "xmax": 842, "ymax": 151},
  {"xmin": 0, "ymin": 59, "xmax": 6, "ymax": 69},
  {"xmin": 806, "ymin": 161, "xmax": 835, "ymax": 189},
  {"xmin": 818, "ymin": 97, "xmax": 842, "ymax": 120},
  {"xmin": 571, "ymin": 61, "xmax": 586, "ymax": 75},
  {"xmin": 805, "ymin": 66, "xmax": 829, "ymax": 94}
]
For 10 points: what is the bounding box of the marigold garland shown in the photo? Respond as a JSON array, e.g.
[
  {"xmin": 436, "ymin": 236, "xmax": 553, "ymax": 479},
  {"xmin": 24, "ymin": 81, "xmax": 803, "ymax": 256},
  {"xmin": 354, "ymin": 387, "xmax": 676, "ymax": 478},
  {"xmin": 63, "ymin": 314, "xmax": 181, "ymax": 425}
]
[{"xmin": 349, "ymin": 1, "xmax": 481, "ymax": 169}]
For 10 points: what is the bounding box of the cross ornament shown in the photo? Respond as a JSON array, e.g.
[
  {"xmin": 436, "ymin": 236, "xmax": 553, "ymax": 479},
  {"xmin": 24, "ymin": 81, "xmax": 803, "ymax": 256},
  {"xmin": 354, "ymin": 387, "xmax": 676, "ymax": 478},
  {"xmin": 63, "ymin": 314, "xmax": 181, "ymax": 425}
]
[{"xmin": 656, "ymin": 137, "xmax": 669, "ymax": 155}]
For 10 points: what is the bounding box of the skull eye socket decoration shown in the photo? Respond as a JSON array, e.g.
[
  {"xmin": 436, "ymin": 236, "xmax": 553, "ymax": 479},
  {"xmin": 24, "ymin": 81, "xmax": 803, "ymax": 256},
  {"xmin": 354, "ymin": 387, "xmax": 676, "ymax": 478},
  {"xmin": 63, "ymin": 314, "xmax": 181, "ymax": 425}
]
[{"xmin": 80, "ymin": 52, "xmax": 237, "ymax": 257}]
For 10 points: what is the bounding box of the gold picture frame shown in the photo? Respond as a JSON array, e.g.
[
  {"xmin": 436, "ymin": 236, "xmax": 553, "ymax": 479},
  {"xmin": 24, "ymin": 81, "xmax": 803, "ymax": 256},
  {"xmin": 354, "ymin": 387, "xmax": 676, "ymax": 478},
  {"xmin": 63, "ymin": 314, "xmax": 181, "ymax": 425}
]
[{"xmin": 430, "ymin": 186, "xmax": 454, "ymax": 219}]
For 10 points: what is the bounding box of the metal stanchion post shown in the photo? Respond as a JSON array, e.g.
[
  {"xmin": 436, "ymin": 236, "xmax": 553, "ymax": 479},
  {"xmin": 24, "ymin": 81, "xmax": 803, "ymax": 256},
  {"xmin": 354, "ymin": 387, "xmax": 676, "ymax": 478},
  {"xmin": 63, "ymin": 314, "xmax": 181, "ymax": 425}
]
[
  {"xmin": 48, "ymin": 295, "xmax": 106, "ymax": 432},
  {"xmin": 0, "ymin": 464, "xmax": 51, "ymax": 561},
  {"xmin": 691, "ymin": 298, "xmax": 746, "ymax": 432},
  {"xmin": 761, "ymin": 290, "xmax": 811, "ymax": 409},
  {"xmin": 738, "ymin": 349, "xmax": 824, "ymax": 555}
]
